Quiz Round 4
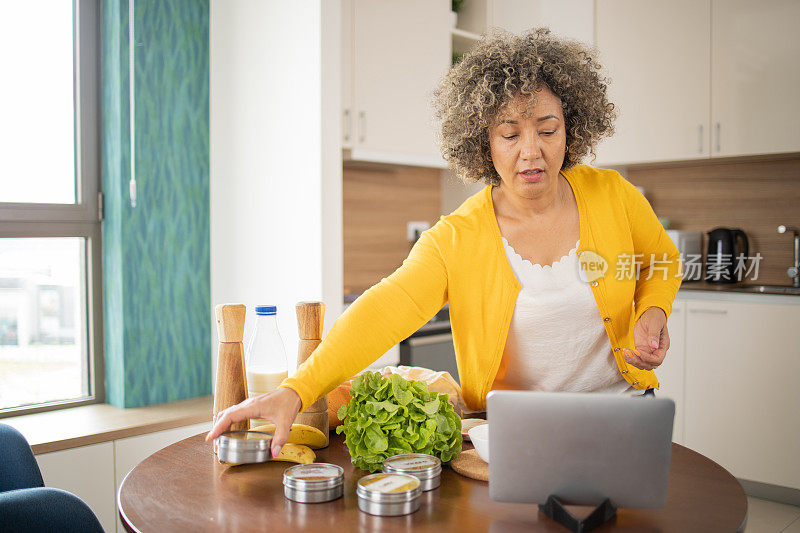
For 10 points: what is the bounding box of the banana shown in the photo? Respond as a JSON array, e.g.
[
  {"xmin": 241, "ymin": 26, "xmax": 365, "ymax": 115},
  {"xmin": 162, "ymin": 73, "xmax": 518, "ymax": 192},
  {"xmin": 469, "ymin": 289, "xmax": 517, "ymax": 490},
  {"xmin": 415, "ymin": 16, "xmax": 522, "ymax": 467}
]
[
  {"xmin": 272, "ymin": 443, "xmax": 315, "ymax": 464},
  {"xmin": 250, "ymin": 423, "xmax": 327, "ymax": 450}
]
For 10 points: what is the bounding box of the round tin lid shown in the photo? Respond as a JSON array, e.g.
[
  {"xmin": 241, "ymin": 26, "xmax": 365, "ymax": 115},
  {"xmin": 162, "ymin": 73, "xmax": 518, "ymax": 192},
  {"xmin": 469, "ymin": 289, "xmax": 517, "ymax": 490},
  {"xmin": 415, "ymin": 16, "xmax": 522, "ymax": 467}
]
[
  {"xmin": 356, "ymin": 473, "xmax": 421, "ymax": 503},
  {"xmin": 283, "ymin": 463, "xmax": 344, "ymax": 490},
  {"xmin": 383, "ymin": 453, "xmax": 442, "ymax": 479}
]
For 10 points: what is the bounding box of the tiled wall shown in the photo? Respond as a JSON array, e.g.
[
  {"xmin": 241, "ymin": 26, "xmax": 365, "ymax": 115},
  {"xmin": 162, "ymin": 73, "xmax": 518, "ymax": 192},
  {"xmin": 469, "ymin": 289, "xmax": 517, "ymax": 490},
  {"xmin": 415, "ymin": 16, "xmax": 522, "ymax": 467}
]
[{"xmin": 102, "ymin": 0, "xmax": 210, "ymax": 407}]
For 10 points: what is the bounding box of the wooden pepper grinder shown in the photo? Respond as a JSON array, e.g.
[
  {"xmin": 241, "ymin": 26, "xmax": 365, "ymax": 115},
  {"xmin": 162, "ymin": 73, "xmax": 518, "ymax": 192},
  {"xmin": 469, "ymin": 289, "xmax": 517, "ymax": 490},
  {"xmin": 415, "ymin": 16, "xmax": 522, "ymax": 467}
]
[
  {"xmin": 294, "ymin": 301, "xmax": 329, "ymax": 447},
  {"xmin": 213, "ymin": 304, "xmax": 249, "ymax": 432}
]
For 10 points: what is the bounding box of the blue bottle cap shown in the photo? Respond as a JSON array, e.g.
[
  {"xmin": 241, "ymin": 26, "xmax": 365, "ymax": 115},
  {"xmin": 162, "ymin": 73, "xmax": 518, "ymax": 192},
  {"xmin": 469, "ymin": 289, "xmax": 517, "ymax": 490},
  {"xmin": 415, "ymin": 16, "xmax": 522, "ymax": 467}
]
[{"xmin": 255, "ymin": 305, "xmax": 277, "ymax": 315}]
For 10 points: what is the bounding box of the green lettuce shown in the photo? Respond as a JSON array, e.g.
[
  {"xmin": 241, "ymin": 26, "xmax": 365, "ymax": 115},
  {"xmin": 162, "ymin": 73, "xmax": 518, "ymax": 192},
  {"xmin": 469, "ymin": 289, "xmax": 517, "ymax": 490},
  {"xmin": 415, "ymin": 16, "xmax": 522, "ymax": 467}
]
[{"xmin": 336, "ymin": 371, "xmax": 462, "ymax": 472}]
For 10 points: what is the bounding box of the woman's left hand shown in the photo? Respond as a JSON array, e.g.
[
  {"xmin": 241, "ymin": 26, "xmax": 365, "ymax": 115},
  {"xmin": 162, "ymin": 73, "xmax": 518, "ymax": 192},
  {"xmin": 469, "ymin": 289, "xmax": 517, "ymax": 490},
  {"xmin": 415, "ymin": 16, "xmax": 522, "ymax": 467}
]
[{"xmin": 625, "ymin": 307, "xmax": 670, "ymax": 371}]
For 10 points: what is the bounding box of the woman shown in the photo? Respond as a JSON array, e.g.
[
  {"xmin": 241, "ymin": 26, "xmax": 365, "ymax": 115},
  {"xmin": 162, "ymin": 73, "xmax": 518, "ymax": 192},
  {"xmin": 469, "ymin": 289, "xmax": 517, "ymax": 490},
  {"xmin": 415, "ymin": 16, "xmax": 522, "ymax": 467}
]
[{"xmin": 209, "ymin": 28, "xmax": 681, "ymax": 457}]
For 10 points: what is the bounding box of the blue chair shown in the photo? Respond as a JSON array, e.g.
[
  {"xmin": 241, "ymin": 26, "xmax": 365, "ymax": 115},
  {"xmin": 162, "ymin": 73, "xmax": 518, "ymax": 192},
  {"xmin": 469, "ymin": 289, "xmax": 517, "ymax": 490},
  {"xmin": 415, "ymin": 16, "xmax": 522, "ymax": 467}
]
[{"xmin": 0, "ymin": 424, "xmax": 104, "ymax": 533}]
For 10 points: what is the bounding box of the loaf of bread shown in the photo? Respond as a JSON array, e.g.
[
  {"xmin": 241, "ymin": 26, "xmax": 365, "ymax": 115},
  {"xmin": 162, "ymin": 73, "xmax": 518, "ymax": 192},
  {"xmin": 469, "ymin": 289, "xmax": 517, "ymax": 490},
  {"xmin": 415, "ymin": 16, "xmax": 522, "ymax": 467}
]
[{"xmin": 326, "ymin": 365, "xmax": 466, "ymax": 427}]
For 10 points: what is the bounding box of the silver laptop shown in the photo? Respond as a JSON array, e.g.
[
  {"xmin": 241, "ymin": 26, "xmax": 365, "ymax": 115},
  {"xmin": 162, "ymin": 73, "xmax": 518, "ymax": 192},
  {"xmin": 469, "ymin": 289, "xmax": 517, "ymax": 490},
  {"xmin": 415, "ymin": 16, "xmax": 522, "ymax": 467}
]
[{"xmin": 487, "ymin": 390, "xmax": 675, "ymax": 508}]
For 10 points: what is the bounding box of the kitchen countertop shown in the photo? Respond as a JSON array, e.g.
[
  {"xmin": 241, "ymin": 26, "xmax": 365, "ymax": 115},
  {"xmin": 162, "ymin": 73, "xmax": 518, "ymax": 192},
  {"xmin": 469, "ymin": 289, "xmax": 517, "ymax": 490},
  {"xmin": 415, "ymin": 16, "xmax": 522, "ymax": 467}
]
[
  {"xmin": 678, "ymin": 280, "xmax": 800, "ymax": 295},
  {"xmin": 346, "ymin": 280, "xmax": 800, "ymax": 307},
  {"xmin": 344, "ymin": 280, "xmax": 799, "ymax": 340},
  {"xmin": 345, "ymin": 280, "xmax": 799, "ymax": 337}
]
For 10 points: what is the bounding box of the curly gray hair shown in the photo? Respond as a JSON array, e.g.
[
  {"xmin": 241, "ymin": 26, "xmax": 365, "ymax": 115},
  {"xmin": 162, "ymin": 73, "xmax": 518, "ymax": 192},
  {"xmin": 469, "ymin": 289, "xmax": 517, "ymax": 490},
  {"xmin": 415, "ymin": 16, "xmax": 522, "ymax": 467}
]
[{"xmin": 431, "ymin": 27, "xmax": 616, "ymax": 185}]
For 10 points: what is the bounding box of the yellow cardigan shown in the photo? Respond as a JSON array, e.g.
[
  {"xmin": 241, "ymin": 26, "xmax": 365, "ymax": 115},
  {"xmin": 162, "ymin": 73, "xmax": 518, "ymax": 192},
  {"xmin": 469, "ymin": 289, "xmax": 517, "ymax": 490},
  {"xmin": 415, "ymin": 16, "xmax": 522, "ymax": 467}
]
[{"xmin": 282, "ymin": 165, "xmax": 682, "ymax": 412}]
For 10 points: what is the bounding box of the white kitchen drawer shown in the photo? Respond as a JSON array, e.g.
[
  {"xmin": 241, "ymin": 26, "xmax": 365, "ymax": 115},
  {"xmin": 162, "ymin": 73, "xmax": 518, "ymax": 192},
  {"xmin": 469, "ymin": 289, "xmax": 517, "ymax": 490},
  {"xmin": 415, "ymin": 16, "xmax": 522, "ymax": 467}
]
[
  {"xmin": 684, "ymin": 299, "xmax": 800, "ymax": 489},
  {"xmin": 36, "ymin": 441, "xmax": 117, "ymax": 533}
]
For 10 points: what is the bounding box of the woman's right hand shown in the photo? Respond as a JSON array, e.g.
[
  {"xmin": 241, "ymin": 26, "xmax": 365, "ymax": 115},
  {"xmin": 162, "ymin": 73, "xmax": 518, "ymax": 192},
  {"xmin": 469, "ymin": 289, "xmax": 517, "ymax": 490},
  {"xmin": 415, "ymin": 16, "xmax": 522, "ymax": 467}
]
[{"xmin": 206, "ymin": 387, "xmax": 302, "ymax": 458}]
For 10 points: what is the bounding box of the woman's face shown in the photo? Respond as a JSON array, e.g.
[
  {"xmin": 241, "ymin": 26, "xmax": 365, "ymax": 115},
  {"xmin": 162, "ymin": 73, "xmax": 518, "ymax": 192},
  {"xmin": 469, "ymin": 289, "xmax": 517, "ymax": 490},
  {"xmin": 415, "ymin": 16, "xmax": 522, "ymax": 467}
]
[{"xmin": 488, "ymin": 87, "xmax": 567, "ymax": 199}]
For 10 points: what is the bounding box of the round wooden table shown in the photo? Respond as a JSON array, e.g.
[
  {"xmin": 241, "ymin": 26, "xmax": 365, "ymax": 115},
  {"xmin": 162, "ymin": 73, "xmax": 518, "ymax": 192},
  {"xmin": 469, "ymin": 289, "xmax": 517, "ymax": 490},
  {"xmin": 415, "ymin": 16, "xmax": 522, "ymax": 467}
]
[{"xmin": 118, "ymin": 432, "xmax": 747, "ymax": 532}]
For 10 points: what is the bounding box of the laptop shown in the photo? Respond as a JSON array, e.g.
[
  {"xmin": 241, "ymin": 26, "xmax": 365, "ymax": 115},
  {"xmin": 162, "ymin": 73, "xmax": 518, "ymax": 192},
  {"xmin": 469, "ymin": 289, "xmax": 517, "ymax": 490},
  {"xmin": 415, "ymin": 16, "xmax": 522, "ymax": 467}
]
[{"xmin": 486, "ymin": 390, "xmax": 675, "ymax": 508}]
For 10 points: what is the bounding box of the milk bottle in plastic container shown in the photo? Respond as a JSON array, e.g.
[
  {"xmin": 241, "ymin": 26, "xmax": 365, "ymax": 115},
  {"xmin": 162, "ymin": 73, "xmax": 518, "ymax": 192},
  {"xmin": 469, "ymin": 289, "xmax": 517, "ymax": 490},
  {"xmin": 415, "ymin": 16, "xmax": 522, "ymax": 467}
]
[{"xmin": 245, "ymin": 305, "xmax": 288, "ymax": 427}]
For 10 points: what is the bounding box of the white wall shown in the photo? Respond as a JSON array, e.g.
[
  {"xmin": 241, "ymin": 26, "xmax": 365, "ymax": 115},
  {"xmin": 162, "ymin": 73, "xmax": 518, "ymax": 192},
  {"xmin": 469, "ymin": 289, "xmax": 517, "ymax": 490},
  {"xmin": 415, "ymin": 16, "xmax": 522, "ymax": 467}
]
[
  {"xmin": 210, "ymin": 0, "xmax": 343, "ymax": 375},
  {"xmin": 320, "ymin": 1, "xmax": 344, "ymax": 344}
]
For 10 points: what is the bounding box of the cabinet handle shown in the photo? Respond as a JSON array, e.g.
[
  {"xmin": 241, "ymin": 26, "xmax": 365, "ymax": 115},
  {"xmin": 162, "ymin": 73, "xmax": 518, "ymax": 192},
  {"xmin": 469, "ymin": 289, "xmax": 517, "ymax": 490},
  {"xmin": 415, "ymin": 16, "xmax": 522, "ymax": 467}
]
[
  {"xmin": 689, "ymin": 308, "xmax": 728, "ymax": 315},
  {"xmin": 343, "ymin": 109, "xmax": 351, "ymax": 142},
  {"xmin": 715, "ymin": 122, "xmax": 721, "ymax": 152},
  {"xmin": 697, "ymin": 124, "xmax": 703, "ymax": 153},
  {"xmin": 359, "ymin": 111, "xmax": 366, "ymax": 143}
]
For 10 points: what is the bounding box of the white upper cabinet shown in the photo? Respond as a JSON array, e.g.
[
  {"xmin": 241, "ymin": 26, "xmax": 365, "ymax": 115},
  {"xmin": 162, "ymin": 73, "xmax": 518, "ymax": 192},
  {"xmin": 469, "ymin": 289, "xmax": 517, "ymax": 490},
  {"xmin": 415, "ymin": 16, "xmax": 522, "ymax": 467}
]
[
  {"xmin": 344, "ymin": 0, "xmax": 450, "ymax": 167},
  {"xmin": 594, "ymin": 0, "xmax": 711, "ymax": 166},
  {"xmin": 711, "ymin": 0, "xmax": 800, "ymax": 157},
  {"xmin": 595, "ymin": 0, "xmax": 800, "ymax": 166},
  {"xmin": 491, "ymin": 0, "xmax": 594, "ymax": 46}
]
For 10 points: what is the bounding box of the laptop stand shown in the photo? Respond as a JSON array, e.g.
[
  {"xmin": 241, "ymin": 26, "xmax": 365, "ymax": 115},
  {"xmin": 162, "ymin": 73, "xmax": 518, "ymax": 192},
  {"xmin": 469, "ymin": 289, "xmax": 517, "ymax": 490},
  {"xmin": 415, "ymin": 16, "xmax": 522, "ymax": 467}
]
[{"xmin": 539, "ymin": 495, "xmax": 617, "ymax": 532}]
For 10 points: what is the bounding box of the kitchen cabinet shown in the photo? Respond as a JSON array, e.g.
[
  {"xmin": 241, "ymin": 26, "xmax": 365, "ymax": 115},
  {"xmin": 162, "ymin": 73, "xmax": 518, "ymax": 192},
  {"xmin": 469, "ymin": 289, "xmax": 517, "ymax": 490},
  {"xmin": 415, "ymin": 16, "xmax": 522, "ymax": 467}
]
[
  {"xmin": 452, "ymin": 0, "xmax": 594, "ymax": 66},
  {"xmin": 594, "ymin": 0, "xmax": 800, "ymax": 166},
  {"xmin": 36, "ymin": 442, "xmax": 117, "ymax": 533},
  {"xmin": 451, "ymin": 0, "xmax": 487, "ymax": 57},
  {"xmin": 342, "ymin": 0, "xmax": 598, "ymax": 167},
  {"xmin": 655, "ymin": 300, "xmax": 686, "ymax": 445},
  {"xmin": 594, "ymin": 0, "xmax": 711, "ymax": 165},
  {"xmin": 342, "ymin": 0, "xmax": 450, "ymax": 167},
  {"xmin": 711, "ymin": 0, "xmax": 800, "ymax": 157},
  {"xmin": 34, "ymin": 422, "xmax": 210, "ymax": 533},
  {"xmin": 683, "ymin": 298, "xmax": 800, "ymax": 490},
  {"xmin": 341, "ymin": 0, "xmax": 354, "ymax": 149},
  {"xmin": 491, "ymin": 0, "xmax": 593, "ymax": 46}
]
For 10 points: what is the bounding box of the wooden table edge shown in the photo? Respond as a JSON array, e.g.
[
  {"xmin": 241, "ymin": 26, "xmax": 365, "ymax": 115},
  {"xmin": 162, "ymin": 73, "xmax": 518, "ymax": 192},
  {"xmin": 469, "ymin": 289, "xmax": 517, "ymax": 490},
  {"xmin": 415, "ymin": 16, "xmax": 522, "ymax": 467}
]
[{"xmin": 118, "ymin": 434, "xmax": 749, "ymax": 532}]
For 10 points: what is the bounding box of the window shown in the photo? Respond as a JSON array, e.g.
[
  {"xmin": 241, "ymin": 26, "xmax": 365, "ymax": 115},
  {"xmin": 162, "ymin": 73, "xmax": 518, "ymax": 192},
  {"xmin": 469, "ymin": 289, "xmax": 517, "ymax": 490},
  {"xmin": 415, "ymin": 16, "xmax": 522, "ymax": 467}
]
[{"xmin": 0, "ymin": 0, "xmax": 102, "ymax": 415}]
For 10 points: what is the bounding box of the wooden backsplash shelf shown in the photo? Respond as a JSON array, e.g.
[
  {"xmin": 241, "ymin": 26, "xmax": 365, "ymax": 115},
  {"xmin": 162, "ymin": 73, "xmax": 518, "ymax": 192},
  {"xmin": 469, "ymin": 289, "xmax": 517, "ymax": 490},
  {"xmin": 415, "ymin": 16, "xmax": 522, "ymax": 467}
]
[
  {"xmin": 343, "ymin": 163, "xmax": 442, "ymax": 295},
  {"xmin": 342, "ymin": 155, "xmax": 800, "ymax": 293},
  {"xmin": 626, "ymin": 155, "xmax": 800, "ymax": 286}
]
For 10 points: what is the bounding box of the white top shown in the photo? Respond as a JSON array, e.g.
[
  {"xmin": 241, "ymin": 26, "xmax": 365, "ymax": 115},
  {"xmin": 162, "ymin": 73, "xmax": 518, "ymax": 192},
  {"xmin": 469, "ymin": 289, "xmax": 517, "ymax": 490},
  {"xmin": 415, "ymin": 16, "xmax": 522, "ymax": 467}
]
[{"xmin": 492, "ymin": 237, "xmax": 635, "ymax": 395}]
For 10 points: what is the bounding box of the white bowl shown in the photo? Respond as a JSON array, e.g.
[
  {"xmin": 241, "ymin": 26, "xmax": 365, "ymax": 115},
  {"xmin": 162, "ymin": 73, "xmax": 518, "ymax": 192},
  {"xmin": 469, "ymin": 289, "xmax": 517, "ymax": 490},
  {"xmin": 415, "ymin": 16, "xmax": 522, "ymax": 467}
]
[{"xmin": 467, "ymin": 424, "xmax": 489, "ymax": 463}]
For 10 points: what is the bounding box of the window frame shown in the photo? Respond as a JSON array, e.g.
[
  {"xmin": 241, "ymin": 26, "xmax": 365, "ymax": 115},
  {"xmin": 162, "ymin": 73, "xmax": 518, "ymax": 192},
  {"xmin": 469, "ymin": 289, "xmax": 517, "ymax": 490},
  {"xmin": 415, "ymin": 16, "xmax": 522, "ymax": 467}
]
[{"xmin": 0, "ymin": 0, "xmax": 104, "ymax": 417}]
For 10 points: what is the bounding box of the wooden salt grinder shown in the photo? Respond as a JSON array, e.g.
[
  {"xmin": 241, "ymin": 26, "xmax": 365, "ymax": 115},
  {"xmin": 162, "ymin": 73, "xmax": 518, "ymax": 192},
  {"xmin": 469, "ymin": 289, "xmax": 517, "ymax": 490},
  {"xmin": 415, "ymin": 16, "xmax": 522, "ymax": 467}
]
[
  {"xmin": 213, "ymin": 304, "xmax": 249, "ymax": 432},
  {"xmin": 294, "ymin": 301, "xmax": 329, "ymax": 447}
]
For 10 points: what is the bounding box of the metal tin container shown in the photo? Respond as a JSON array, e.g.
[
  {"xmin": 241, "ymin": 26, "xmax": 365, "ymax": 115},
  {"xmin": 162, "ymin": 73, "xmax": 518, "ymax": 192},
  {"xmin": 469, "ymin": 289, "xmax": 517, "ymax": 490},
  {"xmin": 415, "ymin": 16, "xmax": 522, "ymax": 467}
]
[
  {"xmin": 215, "ymin": 430, "xmax": 272, "ymax": 465},
  {"xmin": 356, "ymin": 473, "xmax": 421, "ymax": 516},
  {"xmin": 382, "ymin": 453, "xmax": 442, "ymax": 491},
  {"xmin": 283, "ymin": 463, "xmax": 344, "ymax": 503}
]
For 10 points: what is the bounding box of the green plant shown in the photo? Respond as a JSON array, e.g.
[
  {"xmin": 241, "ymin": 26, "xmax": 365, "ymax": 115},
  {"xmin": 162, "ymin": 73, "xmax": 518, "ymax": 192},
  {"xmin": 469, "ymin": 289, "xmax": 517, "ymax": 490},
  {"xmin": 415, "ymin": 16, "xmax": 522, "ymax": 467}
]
[
  {"xmin": 337, "ymin": 371, "xmax": 462, "ymax": 472},
  {"xmin": 452, "ymin": 0, "xmax": 465, "ymax": 13}
]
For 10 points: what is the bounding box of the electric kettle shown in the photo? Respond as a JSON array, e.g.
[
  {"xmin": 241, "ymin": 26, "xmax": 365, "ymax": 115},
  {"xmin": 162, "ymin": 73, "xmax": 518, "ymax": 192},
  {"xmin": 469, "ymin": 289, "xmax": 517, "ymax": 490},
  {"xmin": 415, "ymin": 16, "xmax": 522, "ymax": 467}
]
[{"xmin": 705, "ymin": 228, "xmax": 749, "ymax": 283}]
